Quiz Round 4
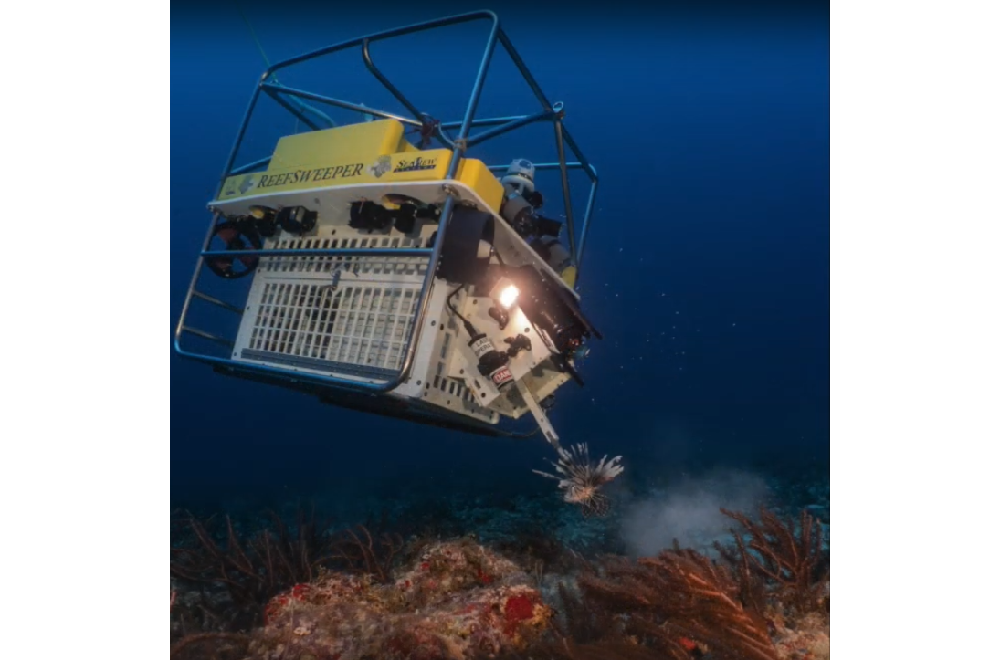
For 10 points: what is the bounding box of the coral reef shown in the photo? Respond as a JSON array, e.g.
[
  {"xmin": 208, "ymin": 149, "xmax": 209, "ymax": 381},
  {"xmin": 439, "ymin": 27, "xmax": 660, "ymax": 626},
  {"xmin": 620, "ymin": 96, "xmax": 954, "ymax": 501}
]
[
  {"xmin": 314, "ymin": 525, "xmax": 406, "ymax": 585},
  {"xmin": 715, "ymin": 507, "xmax": 830, "ymax": 618},
  {"xmin": 170, "ymin": 498, "xmax": 830, "ymax": 660},
  {"xmin": 577, "ymin": 546, "xmax": 779, "ymax": 660},
  {"xmin": 771, "ymin": 612, "xmax": 831, "ymax": 660},
  {"xmin": 564, "ymin": 507, "xmax": 829, "ymax": 660},
  {"xmin": 246, "ymin": 538, "xmax": 552, "ymax": 660},
  {"xmin": 170, "ymin": 507, "xmax": 336, "ymax": 636}
]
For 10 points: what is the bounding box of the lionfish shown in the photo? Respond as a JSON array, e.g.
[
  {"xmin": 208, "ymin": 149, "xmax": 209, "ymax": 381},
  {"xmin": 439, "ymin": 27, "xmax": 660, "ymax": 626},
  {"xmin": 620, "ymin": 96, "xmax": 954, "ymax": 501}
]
[{"xmin": 533, "ymin": 443, "xmax": 624, "ymax": 517}]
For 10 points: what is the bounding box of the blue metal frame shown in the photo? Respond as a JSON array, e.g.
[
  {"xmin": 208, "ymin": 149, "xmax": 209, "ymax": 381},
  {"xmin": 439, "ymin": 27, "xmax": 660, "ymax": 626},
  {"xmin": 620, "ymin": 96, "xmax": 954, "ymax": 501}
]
[{"xmin": 174, "ymin": 10, "xmax": 599, "ymax": 405}]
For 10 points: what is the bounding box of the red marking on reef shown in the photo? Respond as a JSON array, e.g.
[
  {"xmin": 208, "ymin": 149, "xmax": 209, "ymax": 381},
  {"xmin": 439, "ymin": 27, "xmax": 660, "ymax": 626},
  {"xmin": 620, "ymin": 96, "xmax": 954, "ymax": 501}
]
[
  {"xmin": 263, "ymin": 583, "xmax": 315, "ymax": 624},
  {"xmin": 503, "ymin": 594, "xmax": 535, "ymax": 634}
]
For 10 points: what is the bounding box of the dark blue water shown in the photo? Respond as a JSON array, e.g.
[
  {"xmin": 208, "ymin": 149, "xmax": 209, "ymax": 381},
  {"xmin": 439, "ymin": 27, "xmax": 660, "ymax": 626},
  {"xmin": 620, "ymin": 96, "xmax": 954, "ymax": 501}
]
[{"xmin": 171, "ymin": 4, "xmax": 828, "ymax": 517}]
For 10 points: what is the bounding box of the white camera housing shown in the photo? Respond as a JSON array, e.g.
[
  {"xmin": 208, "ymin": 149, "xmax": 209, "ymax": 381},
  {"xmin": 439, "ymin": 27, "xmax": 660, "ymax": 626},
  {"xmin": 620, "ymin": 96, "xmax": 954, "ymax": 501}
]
[{"xmin": 500, "ymin": 158, "xmax": 535, "ymax": 197}]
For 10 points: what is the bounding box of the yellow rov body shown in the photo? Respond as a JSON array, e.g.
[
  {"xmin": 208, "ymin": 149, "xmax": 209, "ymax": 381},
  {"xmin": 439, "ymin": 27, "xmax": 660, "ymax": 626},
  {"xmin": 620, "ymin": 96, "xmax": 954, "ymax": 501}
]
[{"xmin": 175, "ymin": 12, "xmax": 600, "ymax": 443}]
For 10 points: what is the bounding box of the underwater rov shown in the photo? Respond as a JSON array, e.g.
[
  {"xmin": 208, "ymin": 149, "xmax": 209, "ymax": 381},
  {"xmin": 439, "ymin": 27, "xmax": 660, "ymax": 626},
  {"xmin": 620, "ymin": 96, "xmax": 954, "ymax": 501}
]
[{"xmin": 174, "ymin": 11, "xmax": 623, "ymax": 512}]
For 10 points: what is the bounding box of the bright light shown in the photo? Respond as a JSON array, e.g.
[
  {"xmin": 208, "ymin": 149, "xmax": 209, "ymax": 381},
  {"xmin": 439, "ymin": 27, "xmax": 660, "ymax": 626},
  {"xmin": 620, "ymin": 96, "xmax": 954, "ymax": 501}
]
[
  {"xmin": 498, "ymin": 284, "xmax": 520, "ymax": 309},
  {"xmin": 490, "ymin": 277, "xmax": 521, "ymax": 310}
]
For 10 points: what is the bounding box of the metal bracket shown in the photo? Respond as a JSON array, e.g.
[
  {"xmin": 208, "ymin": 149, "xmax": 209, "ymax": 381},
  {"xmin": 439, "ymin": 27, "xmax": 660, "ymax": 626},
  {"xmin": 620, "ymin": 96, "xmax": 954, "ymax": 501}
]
[{"xmin": 515, "ymin": 379, "xmax": 560, "ymax": 447}]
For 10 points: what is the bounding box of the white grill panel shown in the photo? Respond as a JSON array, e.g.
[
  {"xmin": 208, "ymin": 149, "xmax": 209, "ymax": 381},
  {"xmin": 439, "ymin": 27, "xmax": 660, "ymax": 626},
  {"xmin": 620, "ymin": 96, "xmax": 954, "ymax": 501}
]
[
  {"xmin": 244, "ymin": 281, "xmax": 419, "ymax": 373},
  {"xmin": 233, "ymin": 233, "xmax": 431, "ymax": 383}
]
